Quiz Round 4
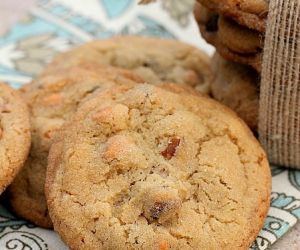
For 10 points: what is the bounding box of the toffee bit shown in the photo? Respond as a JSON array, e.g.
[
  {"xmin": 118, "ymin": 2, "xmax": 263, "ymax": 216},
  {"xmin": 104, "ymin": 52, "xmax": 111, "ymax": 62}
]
[
  {"xmin": 161, "ymin": 137, "xmax": 180, "ymax": 160},
  {"xmin": 42, "ymin": 93, "xmax": 63, "ymax": 106},
  {"xmin": 0, "ymin": 99, "xmax": 11, "ymax": 113},
  {"xmin": 1, "ymin": 106, "xmax": 11, "ymax": 113},
  {"xmin": 158, "ymin": 240, "xmax": 169, "ymax": 250}
]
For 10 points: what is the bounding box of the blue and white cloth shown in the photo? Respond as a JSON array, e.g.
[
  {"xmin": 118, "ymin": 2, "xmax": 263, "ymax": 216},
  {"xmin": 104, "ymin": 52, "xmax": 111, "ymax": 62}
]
[{"xmin": 0, "ymin": 1, "xmax": 299, "ymax": 249}]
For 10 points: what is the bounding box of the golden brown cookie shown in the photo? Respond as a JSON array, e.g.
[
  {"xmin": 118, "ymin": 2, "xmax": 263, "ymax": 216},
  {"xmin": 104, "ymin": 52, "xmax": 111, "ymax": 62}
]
[
  {"xmin": 211, "ymin": 54, "xmax": 260, "ymax": 130},
  {"xmin": 46, "ymin": 83, "xmax": 271, "ymax": 250},
  {"xmin": 44, "ymin": 36, "xmax": 213, "ymax": 93},
  {"xmin": 196, "ymin": 0, "xmax": 269, "ymax": 32},
  {"xmin": 218, "ymin": 16, "xmax": 264, "ymax": 54},
  {"xmin": 194, "ymin": 2, "xmax": 263, "ymax": 72},
  {"xmin": 0, "ymin": 83, "xmax": 30, "ymax": 195},
  {"xmin": 8, "ymin": 65, "xmax": 144, "ymax": 228}
]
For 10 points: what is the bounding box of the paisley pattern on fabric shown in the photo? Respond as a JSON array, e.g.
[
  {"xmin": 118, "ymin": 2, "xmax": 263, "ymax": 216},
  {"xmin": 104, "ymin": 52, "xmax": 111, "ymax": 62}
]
[
  {"xmin": 0, "ymin": 231, "xmax": 48, "ymax": 250},
  {"xmin": 271, "ymin": 165, "xmax": 285, "ymax": 177},
  {"xmin": 0, "ymin": 0, "xmax": 299, "ymax": 249},
  {"xmin": 289, "ymin": 171, "xmax": 300, "ymax": 192},
  {"xmin": 162, "ymin": 0, "xmax": 195, "ymax": 27},
  {"xmin": 251, "ymin": 192, "xmax": 300, "ymax": 249},
  {"xmin": 0, "ymin": 205, "xmax": 32, "ymax": 233},
  {"xmin": 120, "ymin": 15, "xmax": 175, "ymax": 38},
  {"xmin": 101, "ymin": 0, "xmax": 134, "ymax": 18}
]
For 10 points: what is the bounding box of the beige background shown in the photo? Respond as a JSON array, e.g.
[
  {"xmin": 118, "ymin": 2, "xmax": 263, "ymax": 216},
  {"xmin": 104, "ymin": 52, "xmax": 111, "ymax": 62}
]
[{"xmin": 0, "ymin": 0, "xmax": 299, "ymax": 249}]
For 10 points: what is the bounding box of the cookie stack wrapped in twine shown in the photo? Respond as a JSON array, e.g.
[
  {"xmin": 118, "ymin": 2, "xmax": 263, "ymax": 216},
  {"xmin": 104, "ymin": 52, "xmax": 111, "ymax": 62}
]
[
  {"xmin": 259, "ymin": 0, "xmax": 300, "ymax": 168},
  {"xmin": 192, "ymin": 0, "xmax": 300, "ymax": 169},
  {"xmin": 144, "ymin": 0, "xmax": 300, "ymax": 168}
]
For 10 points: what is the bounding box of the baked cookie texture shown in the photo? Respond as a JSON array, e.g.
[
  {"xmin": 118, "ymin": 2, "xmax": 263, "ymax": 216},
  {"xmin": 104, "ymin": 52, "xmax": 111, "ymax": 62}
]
[
  {"xmin": 8, "ymin": 65, "xmax": 143, "ymax": 228},
  {"xmin": 0, "ymin": 83, "xmax": 31, "ymax": 195},
  {"xmin": 196, "ymin": 0, "xmax": 269, "ymax": 32},
  {"xmin": 211, "ymin": 54, "xmax": 259, "ymax": 130},
  {"xmin": 46, "ymin": 83, "xmax": 271, "ymax": 250},
  {"xmin": 194, "ymin": 2, "xmax": 263, "ymax": 72},
  {"xmin": 44, "ymin": 36, "xmax": 213, "ymax": 93}
]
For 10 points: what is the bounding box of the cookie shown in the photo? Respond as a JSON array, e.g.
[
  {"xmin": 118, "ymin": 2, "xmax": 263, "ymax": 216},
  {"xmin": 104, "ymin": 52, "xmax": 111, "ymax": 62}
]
[
  {"xmin": 194, "ymin": 2, "xmax": 263, "ymax": 71},
  {"xmin": 211, "ymin": 54, "xmax": 260, "ymax": 130},
  {"xmin": 46, "ymin": 83, "xmax": 271, "ymax": 249},
  {"xmin": 0, "ymin": 83, "xmax": 30, "ymax": 195},
  {"xmin": 218, "ymin": 17, "xmax": 263, "ymax": 54},
  {"xmin": 8, "ymin": 65, "xmax": 144, "ymax": 228},
  {"xmin": 44, "ymin": 36, "xmax": 213, "ymax": 93},
  {"xmin": 196, "ymin": 0, "xmax": 269, "ymax": 32}
]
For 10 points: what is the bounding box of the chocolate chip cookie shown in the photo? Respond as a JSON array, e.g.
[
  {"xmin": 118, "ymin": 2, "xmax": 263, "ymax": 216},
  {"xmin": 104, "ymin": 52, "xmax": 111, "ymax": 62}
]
[
  {"xmin": 8, "ymin": 65, "xmax": 143, "ymax": 228},
  {"xmin": 211, "ymin": 54, "xmax": 260, "ymax": 130},
  {"xmin": 194, "ymin": 2, "xmax": 263, "ymax": 72},
  {"xmin": 46, "ymin": 83, "xmax": 271, "ymax": 249},
  {"xmin": 44, "ymin": 36, "xmax": 213, "ymax": 93},
  {"xmin": 0, "ymin": 83, "xmax": 30, "ymax": 195}
]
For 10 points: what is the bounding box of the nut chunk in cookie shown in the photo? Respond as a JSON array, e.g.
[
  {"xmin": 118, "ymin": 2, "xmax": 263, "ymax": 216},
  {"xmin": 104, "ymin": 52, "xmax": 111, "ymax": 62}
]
[{"xmin": 142, "ymin": 186, "xmax": 182, "ymax": 224}]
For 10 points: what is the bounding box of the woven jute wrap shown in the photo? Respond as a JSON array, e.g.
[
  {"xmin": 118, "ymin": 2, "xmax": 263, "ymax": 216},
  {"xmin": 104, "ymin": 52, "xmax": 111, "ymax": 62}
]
[{"xmin": 259, "ymin": 0, "xmax": 300, "ymax": 168}]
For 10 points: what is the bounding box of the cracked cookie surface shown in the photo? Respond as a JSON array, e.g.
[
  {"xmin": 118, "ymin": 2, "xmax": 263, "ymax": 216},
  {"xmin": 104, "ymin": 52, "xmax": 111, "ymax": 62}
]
[
  {"xmin": 0, "ymin": 83, "xmax": 30, "ymax": 195},
  {"xmin": 44, "ymin": 36, "xmax": 213, "ymax": 93},
  {"xmin": 46, "ymin": 84, "xmax": 271, "ymax": 250},
  {"xmin": 8, "ymin": 65, "xmax": 143, "ymax": 228}
]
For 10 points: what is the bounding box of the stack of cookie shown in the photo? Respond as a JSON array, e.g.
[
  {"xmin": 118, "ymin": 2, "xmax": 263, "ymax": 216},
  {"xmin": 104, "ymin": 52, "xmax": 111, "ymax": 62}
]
[
  {"xmin": 1, "ymin": 36, "xmax": 271, "ymax": 249},
  {"xmin": 194, "ymin": 0, "xmax": 268, "ymax": 130}
]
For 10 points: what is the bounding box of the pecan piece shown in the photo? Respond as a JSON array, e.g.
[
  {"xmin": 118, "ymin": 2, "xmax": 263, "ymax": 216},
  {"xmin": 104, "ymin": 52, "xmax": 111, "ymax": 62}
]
[
  {"xmin": 150, "ymin": 202, "xmax": 170, "ymax": 220},
  {"xmin": 161, "ymin": 137, "xmax": 180, "ymax": 160},
  {"xmin": 143, "ymin": 187, "xmax": 182, "ymax": 224}
]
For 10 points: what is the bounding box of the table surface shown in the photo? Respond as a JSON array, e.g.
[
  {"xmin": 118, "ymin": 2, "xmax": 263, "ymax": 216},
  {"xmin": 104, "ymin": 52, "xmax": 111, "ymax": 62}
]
[{"xmin": 0, "ymin": 0, "xmax": 299, "ymax": 249}]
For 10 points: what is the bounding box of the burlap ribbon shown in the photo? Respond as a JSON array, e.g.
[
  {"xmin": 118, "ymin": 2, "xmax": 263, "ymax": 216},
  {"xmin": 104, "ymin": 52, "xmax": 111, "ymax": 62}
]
[{"xmin": 259, "ymin": 0, "xmax": 300, "ymax": 168}]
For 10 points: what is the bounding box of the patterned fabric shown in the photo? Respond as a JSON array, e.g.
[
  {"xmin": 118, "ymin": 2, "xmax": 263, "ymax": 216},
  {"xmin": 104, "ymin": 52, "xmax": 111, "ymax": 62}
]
[{"xmin": 0, "ymin": 0, "xmax": 298, "ymax": 249}]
